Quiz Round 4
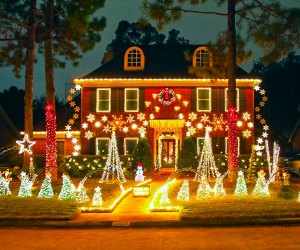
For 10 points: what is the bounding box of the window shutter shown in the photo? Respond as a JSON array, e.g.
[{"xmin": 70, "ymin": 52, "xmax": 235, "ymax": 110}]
[
  {"xmin": 239, "ymin": 88, "xmax": 246, "ymax": 112},
  {"xmin": 111, "ymin": 88, "xmax": 117, "ymax": 112},
  {"xmin": 139, "ymin": 88, "xmax": 145, "ymax": 112},
  {"xmin": 219, "ymin": 89, "xmax": 225, "ymax": 112},
  {"xmin": 118, "ymin": 88, "xmax": 124, "ymax": 112},
  {"xmin": 90, "ymin": 138, "xmax": 95, "ymax": 155},
  {"xmin": 240, "ymin": 138, "xmax": 246, "ymax": 154},
  {"xmin": 191, "ymin": 88, "xmax": 197, "ymax": 111},
  {"xmin": 90, "ymin": 88, "xmax": 96, "ymax": 112},
  {"xmin": 117, "ymin": 137, "xmax": 124, "ymax": 155},
  {"xmin": 211, "ymin": 88, "xmax": 218, "ymax": 112}
]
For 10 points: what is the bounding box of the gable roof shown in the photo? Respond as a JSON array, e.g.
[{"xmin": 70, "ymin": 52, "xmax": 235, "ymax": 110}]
[{"xmin": 79, "ymin": 44, "xmax": 253, "ymax": 80}]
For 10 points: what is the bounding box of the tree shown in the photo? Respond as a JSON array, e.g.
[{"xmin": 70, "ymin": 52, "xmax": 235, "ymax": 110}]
[
  {"xmin": 58, "ymin": 174, "xmax": 76, "ymax": 200},
  {"xmin": 234, "ymin": 170, "xmax": 248, "ymax": 196},
  {"xmin": 38, "ymin": 172, "xmax": 54, "ymax": 198},
  {"xmin": 132, "ymin": 137, "xmax": 153, "ymax": 172},
  {"xmin": 143, "ymin": 0, "xmax": 300, "ymax": 174},
  {"xmin": 177, "ymin": 180, "xmax": 189, "ymax": 201},
  {"xmin": 177, "ymin": 136, "xmax": 197, "ymax": 169}
]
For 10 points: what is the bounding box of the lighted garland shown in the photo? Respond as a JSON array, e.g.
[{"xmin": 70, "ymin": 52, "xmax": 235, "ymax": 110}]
[{"xmin": 45, "ymin": 103, "xmax": 57, "ymax": 168}]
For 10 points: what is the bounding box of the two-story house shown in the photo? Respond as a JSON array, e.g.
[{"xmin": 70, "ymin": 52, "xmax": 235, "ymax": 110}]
[{"xmin": 72, "ymin": 44, "xmax": 260, "ymax": 170}]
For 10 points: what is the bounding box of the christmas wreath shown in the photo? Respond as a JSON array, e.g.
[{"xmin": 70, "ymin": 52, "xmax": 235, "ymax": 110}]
[{"xmin": 158, "ymin": 88, "xmax": 176, "ymax": 106}]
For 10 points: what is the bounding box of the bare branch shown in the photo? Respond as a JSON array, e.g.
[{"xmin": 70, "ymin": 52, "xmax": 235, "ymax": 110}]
[{"xmin": 165, "ymin": 7, "xmax": 228, "ymax": 17}]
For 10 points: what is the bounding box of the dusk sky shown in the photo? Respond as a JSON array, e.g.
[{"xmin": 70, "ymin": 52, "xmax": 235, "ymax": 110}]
[{"xmin": 0, "ymin": 0, "xmax": 298, "ymax": 99}]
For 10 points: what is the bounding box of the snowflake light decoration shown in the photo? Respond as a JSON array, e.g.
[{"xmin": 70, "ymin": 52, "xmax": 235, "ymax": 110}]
[
  {"xmin": 201, "ymin": 114, "xmax": 210, "ymax": 123},
  {"xmin": 103, "ymin": 125, "xmax": 112, "ymax": 133},
  {"xmin": 188, "ymin": 127, "xmax": 196, "ymax": 135},
  {"xmin": 188, "ymin": 112, "xmax": 197, "ymax": 121},
  {"xmin": 137, "ymin": 113, "xmax": 145, "ymax": 121},
  {"xmin": 85, "ymin": 131, "xmax": 94, "ymax": 140},
  {"xmin": 242, "ymin": 112, "xmax": 251, "ymax": 121},
  {"xmin": 123, "ymin": 126, "xmax": 129, "ymax": 133},
  {"xmin": 138, "ymin": 126, "xmax": 146, "ymax": 135},
  {"xmin": 87, "ymin": 114, "xmax": 95, "ymax": 123},
  {"xmin": 185, "ymin": 121, "xmax": 192, "ymax": 127},
  {"xmin": 242, "ymin": 130, "xmax": 252, "ymax": 139},
  {"xmin": 126, "ymin": 114, "xmax": 135, "ymax": 123},
  {"xmin": 101, "ymin": 115, "xmax": 108, "ymax": 122},
  {"xmin": 82, "ymin": 123, "xmax": 88, "ymax": 129}
]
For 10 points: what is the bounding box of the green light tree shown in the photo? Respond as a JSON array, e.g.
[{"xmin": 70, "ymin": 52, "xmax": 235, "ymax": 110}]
[
  {"xmin": 196, "ymin": 176, "xmax": 211, "ymax": 200},
  {"xmin": 18, "ymin": 172, "xmax": 33, "ymax": 197},
  {"xmin": 253, "ymin": 170, "xmax": 269, "ymax": 197},
  {"xmin": 38, "ymin": 172, "xmax": 54, "ymax": 198},
  {"xmin": 58, "ymin": 174, "xmax": 76, "ymax": 200},
  {"xmin": 76, "ymin": 181, "xmax": 90, "ymax": 203},
  {"xmin": 234, "ymin": 171, "xmax": 248, "ymax": 196}
]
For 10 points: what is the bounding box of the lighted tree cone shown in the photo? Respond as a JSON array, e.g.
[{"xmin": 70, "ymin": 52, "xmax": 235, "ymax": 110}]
[
  {"xmin": 194, "ymin": 127, "xmax": 219, "ymax": 181},
  {"xmin": 92, "ymin": 187, "xmax": 103, "ymax": 206},
  {"xmin": 177, "ymin": 180, "xmax": 190, "ymax": 201},
  {"xmin": 159, "ymin": 185, "xmax": 171, "ymax": 205},
  {"xmin": 101, "ymin": 130, "xmax": 126, "ymax": 183},
  {"xmin": 18, "ymin": 172, "xmax": 33, "ymax": 197},
  {"xmin": 247, "ymin": 145, "xmax": 257, "ymax": 183},
  {"xmin": 297, "ymin": 192, "xmax": 300, "ymax": 202},
  {"xmin": 234, "ymin": 171, "xmax": 248, "ymax": 196},
  {"xmin": 0, "ymin": 176, "xmax": 11, "ymax": 196},
  {"xmin": 38, "ymin": 172, "xmax": 54, "ymax": 198},
  {"xmin": 253, "ymin": 170, "xmax": 270, "ymax": 197},
  {"xmin": 28, "ymin": 157, "xmax": 37, "ymax": 182},
  {"xmin": 58, "ymin": 174, "xmax": 76, "ymax": 200},
  {"xmin": 213, "ymin": 173, "xmax": 226, "ymax": 197},
  {"xmin": 196, "ymin": 176, "xmax": 211, "ymax": 200},
  {"xmin": 76, "ymin": 181, "xmax": 90, "ymax": 203}
]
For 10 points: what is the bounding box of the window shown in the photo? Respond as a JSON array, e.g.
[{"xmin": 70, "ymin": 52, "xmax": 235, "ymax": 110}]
[
  {"xmin": 124, "ymin": 138, "xmax": 138, "ymax": 155},
  {"xmin": 197, "ymin": 88, "xmax": 211, "ymax": 112},
  {"xmin": 97, "ymin": 88, "xmax": 111, "ymax": 112},
  {"xmin": 125, "ymin": 88, "xmax": 139, "ymax": 112},
  {"xmin": 96, "ymin": 138, "xmax": 110, "ymax": 155},
  {"xmin": 197, "ymin": 137, "xmax": 205, "ymax": 155},
  {"xmin": 193, "ymin": 47, "xmax": 211, "ymax": 67},
  {"xmin": 225, "ymin": 137, "xmax": 240, "ymax": 155},
  {"xmin": 225, "ymin": 88, "xmax": 239, "ymax": 111},
  {"xmin": 124, "ymin": 46, "xmax": 145, "ymax": 70}
]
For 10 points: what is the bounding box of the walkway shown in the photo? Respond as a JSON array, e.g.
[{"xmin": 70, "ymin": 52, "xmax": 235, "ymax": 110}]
[{"xmin": 77, "ymin": 174, "xmax": 180, "ymax": 223}]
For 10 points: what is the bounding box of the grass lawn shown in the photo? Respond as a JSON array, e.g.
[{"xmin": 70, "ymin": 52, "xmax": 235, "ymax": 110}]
[{"xmin": 167, "ymin": 178, "xmax": 300, "ymax": 221}]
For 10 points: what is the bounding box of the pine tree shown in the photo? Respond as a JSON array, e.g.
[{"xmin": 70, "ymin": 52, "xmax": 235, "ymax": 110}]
[
  {"xmin": 101, "ymin": 130, "xmax": 126, "ymax": 183},
  {"xmin": 159, "ymin": 185, "xmax": 170, "ymax": 205},
  {"xmin": 38, "ymin": 172, "xmax": 54, "ymax": 198},
  {"xmin": 253, "ymin": 170, "xmax": 270, "ymax": 197},
  {"xmin": 195, "ymin": 127, "xmax": 219, "ymax": 181},
  {"xmin": 247, "ymin": 145, "xmax": 257, "ymax": 183},
  {"xmin": 177, "ymin": 136, "xmax": 197, "ymax": 170},
  {"xmin": 18, "ymin": 172, "xmax": 33, "ymax": 197},
  {"xmin": 76, "ymin": 181, "xmax": 90, "ymax": 203},
  {"xmin": 234, "ymin": 171, "xmax": 248, "ymax": 196},
  {"xmin": 132, "ymin": 138, "xmax": 153, "ymax": 172},
  {"xmin": 213, "ymin": 173, "xmax": 226, "ymax": 197},
  {"xmin": 58, "ymin": 174, "xmax": 76, "ymax": 200},
  {"xmin": 196, "ymin": 176, "xmax": 211, "ymax": 200},
  {"xmin": 92, "ymin": 187, "xmax": 103, "ymax": 206},
  {"xmin": 177, "ymin": 180, "xmax": 189, "ymax": 201}
]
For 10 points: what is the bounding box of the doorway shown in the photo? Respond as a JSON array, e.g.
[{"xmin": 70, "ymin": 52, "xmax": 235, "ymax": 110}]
[{"xmin": 161, "ymin": 139, "xmax": 176, "ymax": 168}]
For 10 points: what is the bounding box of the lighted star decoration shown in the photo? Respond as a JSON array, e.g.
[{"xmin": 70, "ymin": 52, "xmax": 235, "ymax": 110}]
[
  {"xmin": 260, "ymin": 89, "xmax": 266, "ymax": 95},
  {"xmin": 138, "ymin": 126, "xmax": 146, "ymax": 135},
  {"xmin": 263, "ymin": 125, "xmax": 269, "ymax": 131},
  {"xmin": 67, "ymin": 95, "xmax": 73, "ymax": 102},
  {"xmin": 257, "ymin": 138, "xmax": 263, "ymax": 144},
  {"xmin": 188, "ymin": 127, "xmax": 196, "ymax": 135},
  {"xmin": 247, "ymin": 122, "xmax": 254, "ymax": 128},
  {"xmin": 66, "ymin": 132, "xmax": 72, "ymax": 138},
  {"xmin": 137, "ymin": 113, "xmax": 145, "ymax": 121},
  {"xmin": 65, "ymin": 125, "xmax": 71, "ymax": 131},
  {"xmin": 262, "ymin": 132, "xmax": 268, "ymax": 138},
  {"xmin": 242, "ymin": 130, "xmax": 252, "ymax": 139},
  {"xmin": 95, "ymin": 186, "xmax": 101, "ymax": 192},
  {"xmin": 254, "ymin": 85, "xmax": 260, "ymax": 91},
  {"xmin": 123, "ymin": 126, "xmax": 129, "ymax": 133},
  {"xmin": 255, "ymin": 107, "xmax": 261, "ymax": 112},
  {"xmin": 126, "ymin": 114, "xmax": 135, "ymax": 123},
  {"xmin": 260, "ymin": 118, "xmax": 266, "ymax": 125},
  {"xmin": 143, "ymin": 120, "xmax": 149, "ymax": 126},
  {"xmin": 74, "ymin": 106, "xmax": 80, "ymax": 112},
  {"xmin": 85, "ymin": 131, "xmax": 94, "ymax": 140},
  {"xmin": 87, "ymin": 114, "xmax": 95, "ymax": 123},
  {"xmin": 185, "ymin": 121, "xmax": 192, "ymax": 127},
  {"xmin": 242, "ymin": 112, "xmax": 251, "ymax": 121},
  {"xmin": 188, "ymin": 112, "xmax": 197, "ymax": 121},
  {"xmin": 256, "ymin": 151, "xmax": 263, "ymax": 156},
  {"xmin": 82, "ymin": 122, "xmax": 88, "ymax": 129},
  {"xmin": 259, "ymin": 101, "xmax": 265, "ymax": 107},
  {"xmin": 69, "ymin": 88, "xmax": 76, "ymax": 95},
  {"xmin": 69, "ymin": 101, "xmax": 76, "ymax": 107},
  {"xmin": 16, "ymin": 134, "xmax": 36, "ymax": 155},
  {"xmin": 101, "ymin": 115, "xmax": 108, "ymax": 122},
  {"xmin": 256, "ymin": 114, "xmax": 262, "ymax": 120},
  {"xmin": 71, "ymin": 138, "xmax": 78, "ymax": 144},
  {"xmin": 73, "ymin": 113, "xmax": 79, "ymax": 119},
  {"xmin": 262, "ymin": 96, "xmax": 268, "ymax": 102},
  {"xmin": 74, "ymin": 144, "xmax": 81, "ymax": 151},
  {"xmin": 75, "ymin": 84, "xmax": 81, "ymax": 91},
  {"xmin": 68, "ymin": 119, "xmax": 75, "ymax": 125}
]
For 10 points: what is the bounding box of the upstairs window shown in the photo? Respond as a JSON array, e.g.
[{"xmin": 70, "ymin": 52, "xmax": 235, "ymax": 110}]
[
  {"xmin": 197, "ymin": 88, "xmax": 211, "ymax": 112},
  {"xmin": 125, "ymin": 88, "xmax": 139, "ymax": 112},
  {"xmin": 193, "ymin": 47, "xmax": 211, "ymax": 67},
  {"xmin": 225, "ymin": 88, "xmax": 240, "ymax": 111},
  {"xmin": 96, "ymin": 88, "xmax": 110, "ymax": 112},
  {"xmin": 124, "ymin": 46, "xmax": 145, "ymax": 70}
]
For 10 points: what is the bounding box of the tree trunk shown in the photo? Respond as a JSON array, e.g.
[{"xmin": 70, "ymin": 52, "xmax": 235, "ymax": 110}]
[
  {"xmin": 227, "ymin": 0, "xmax": 238, "ymax": 182},
  {"xmin": 23, "ymin": 0, "xmax": 37, "ymax": 168},
  {"xmin": 45, "ymin": 0, "xmax": 57, "ymax": 181}
]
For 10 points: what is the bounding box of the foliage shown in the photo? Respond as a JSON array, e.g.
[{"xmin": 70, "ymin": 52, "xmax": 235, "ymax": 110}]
[
  {"xmin": 177, "ymin": 137, "xmax": 197, "ymax": 169},
  {"xmin": 277, "ymin": 185, "xmax": 295, "ymax": 200},
  {"xmin": 132, "ymin": 138, "xmax": 153, "ymax": 172}
]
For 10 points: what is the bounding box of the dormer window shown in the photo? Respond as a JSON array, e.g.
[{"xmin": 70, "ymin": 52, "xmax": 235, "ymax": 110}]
[
  {"xmin": 124, "ymin": 46, "xmax": 145, "ymax": 70},
  {"xmin": 193, "ymin": 46, "xmax": 212, "ymax": 67}
]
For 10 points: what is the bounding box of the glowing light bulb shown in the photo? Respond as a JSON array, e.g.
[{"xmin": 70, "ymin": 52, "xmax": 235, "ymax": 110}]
[
  {"xmin": 95, "ymin": 121, "xmax": 101, "ymax": 127},
  {"xmin": 179, "ymin": 113, "xmax": 184, "ymax": 119},
  {"xmin": 197, "ymin": 123, "xmax": 203, "ymax": 129},
  {"xmin": 132, "ymin": 124, "xmax": 137, "ymax": 129}
]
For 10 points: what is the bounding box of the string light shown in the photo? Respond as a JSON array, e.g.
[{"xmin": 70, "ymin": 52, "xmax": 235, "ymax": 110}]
[
  {"xmin": 58, "ymin": 174, "xmax": 76, "ymax": 200},
  {"xmin": 227, "ymin": 107, "xmax": 239, "ymax": 170},
  {"xmin": 234, "ymin": 171, "xmax": 248, "ymax": 196},
  {"xmin": 253, "ymin": 169, "xmax": 270, "ymax": 197},
  {"xmin": 18, "ymin": 172, "xmax": 33, "ymax": 197},
  {"xmin": 16, "ymin": 134, "xmax": 36, "ymax": 155},
  {"xmin": 38, "ymin": 172, "xmax": 54, "ymax": 198},
  {"xmin": 45, "ymin": 103, "xmax": 57, "ymax": 169}
]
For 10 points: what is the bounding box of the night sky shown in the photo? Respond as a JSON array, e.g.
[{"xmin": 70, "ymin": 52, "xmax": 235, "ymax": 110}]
[{"xmin": 0, "ymin": 0, "xmax": 298, "ymax": 99}]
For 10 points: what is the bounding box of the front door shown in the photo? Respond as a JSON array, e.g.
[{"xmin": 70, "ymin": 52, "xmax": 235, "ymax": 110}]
[{"xmin": 161, "ymin": 139, "xmax": 175, "ymax": 168}]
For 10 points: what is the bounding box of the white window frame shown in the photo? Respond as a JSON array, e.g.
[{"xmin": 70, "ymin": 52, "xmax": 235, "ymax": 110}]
[
  {"xmin": 95, "ymin": 137, "xmax": 110, "ymax": 155},
  {"xmin": 196, "ymin": 87, "xmax": 211, "ymax": 112},
  {"xmin": 124, "ymin": 137, "xmax": 139, "ymax": 155},
  {"xmin": 225, "ymin": 137, "xmax": 240, "ymax": 156},
  {"xmin": 225, "ymin": 88, "xmax": 239, "ymax": 112},
  {"xmin": 124, "ymin": 88, "xmax": 139, "ymax": 112},
  {"xmin": 96, "ymin": 88, "xmax": 111, "ymax": 112}
]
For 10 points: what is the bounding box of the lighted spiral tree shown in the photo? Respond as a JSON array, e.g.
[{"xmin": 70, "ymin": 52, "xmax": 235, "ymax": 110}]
[{"xmin": 45, "ymin": 103, "xmax": 57, "ymax": 176}]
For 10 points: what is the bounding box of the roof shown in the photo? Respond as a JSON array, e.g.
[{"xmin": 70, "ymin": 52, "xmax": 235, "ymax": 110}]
[{"xmin": 79, "ymin": 44, "xmax": 253, "ymax": 80}]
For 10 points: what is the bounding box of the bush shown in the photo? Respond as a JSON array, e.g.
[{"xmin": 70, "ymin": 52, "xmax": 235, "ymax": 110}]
[
  {"xmin": 132, "ymin": 138, "xmax": 153, "ymax": 172},
  {"xmin": 177, "ymin": 137, "xmax": 197, "ymax": 169},
  {"xmin": 277, "ymin": 185, "xmax": 295, "ymax": 199}
]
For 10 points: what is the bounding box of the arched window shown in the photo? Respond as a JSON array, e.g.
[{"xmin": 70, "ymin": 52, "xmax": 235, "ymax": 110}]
[
  {"xmin": 124, "ymin": 46, "xmax": 145, "ymax": 70},
  {"xmin": 193, "ymin": 47, "xmax": 212, "ymax": 67}
]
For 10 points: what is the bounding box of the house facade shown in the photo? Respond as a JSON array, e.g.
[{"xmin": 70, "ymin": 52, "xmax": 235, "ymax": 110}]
[{"xmin": 72, "ymin": 45, "xmax": 260, "ymax": 169}]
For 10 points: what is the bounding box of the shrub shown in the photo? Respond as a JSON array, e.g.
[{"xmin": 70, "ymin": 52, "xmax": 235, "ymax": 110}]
[
  {"xmin": 277, "ymin": 185, "xmax": 295, "ymax": 200},
  {"xmin": 177, "ymin": 137, "xmax": 197, "ymax": 170},
  {"xmin": 132, "ymin": 138, "xmax": 153, "ymax": 172}
]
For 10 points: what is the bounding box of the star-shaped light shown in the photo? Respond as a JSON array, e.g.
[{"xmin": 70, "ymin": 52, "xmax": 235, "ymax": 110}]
[
  {"xmin": 247, "ymin": 122, "xmax": 254, "ymax": 128},
  {"xmin": 259, "ymin": 101, "xmax": 265, "ymax": 107},
  {"xmin": 262, "ymin": 96, "xmax": 268, "ymax": 102},
  {"xmin": 262, "ymin": 132, "xmax": 268, "ymax": 138},
  {"xmin": 85, "ymin": 131, "xmax": 94, "ymax": 140},
  {"xmin": 82, "ymin": 122, "xmax": 88, "ymax": 129},
  {"xmin": 66, "ymin": 132, "xmax": 72, "ymax": 138},
  {"xmin": 242, "ymin": 112, "xmax": 251, "ymax": 121},
  {"xmin": 260, "ymin": 118, "xmax": 266, "ymax": 125},
  {"xmin": 101, "ymin": 115, "xmax": 108, "ymax": 122},
  {"xmin": 185, "ymin": 121, "xmax": 192, "ymax": 127},
  {"xmin": 138, "ymin": 126, "xmax": 146, "ymax": 135},
  {"xmin": 256, "ymin": 114, "xmax": 261, "ymax": 120},
  {"xmin": 87, "ymin": 114, "xmax": 95, "ymax": 123},
  {"xmin": 123, "ymin": 126, "xmax": 129, "ymax": 133},
  {"xmin": 68, "ymin": 119, "xmax": 75, "ymax": 125},
  {"xmin": 260, "ymin": 89, "xmax": 266, "ymax": 95},
  {"xmin": 16, "ymin": 134, "xmax": 36, "ymax": 154},
  {"xmin": 255, "ymin": 107, "xmax": 261, "ymax": 112},
  {"xmin": 65, "ymin": 125, "xmax": 71, "ymax": 131},
  {"xmin": 143, "ymin": 120, "xmax": 149, "ymax": 126},
  {"xmin": 69, "ymin": 101, "xmax": 76, "ymax": 107},
  {"xmin": 257, "ymin": 138, "xmax": 263, "ymax": 144},
  {"xmin": 74, "ymin": 106, "xmax": 80, "ymax": 112},
  {"xmin": 67, "ymin": 95, "xmax": 73, "ymax": 102},
  {"xmin": 263, "ymin": 125, "xmax": 269, "ymax": 131},
  {"xmin": 71, "ymin": 138, "xmax": 78, "ymax": 144},
  {"xmin": 73, "ymin": 113, "xmax": 79, "ymax": 119},
  {"xmin": 242, "ymin": 130, "xmax": 252, "ymax": 139},
  {"xmin": 256, "ymin": 151, "xmax": 263, "ymax": 156},
  {"xmin": 254, "ymin": 85, "xmax": 260, "ymax": 91},
  {"xmin": 74, "ymin": 144, "xmax": 81, "ymax": 151},
  {"xmin": 95, "ymin": 186, "xmax": 101, "ymax": 192},
  {"xmin": 69, "ymin": 88, "xmax": 76, "ymax": 95},
  {"xmin": 75, "ymin": 84, "xmax": 81, "ymax": 91}
]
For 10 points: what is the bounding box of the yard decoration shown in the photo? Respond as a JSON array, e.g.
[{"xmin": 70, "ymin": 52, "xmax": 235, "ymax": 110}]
[
  {"xmin": 213, "ymin": 173, "xmax": 226, "ymax": 197},
  {"xmin": 196, "ymin": 176, "xmax": 211, "ymax": 200},
  {"xmin": 58, "ymin": 174, "xmax": 76, "ymax": 200},
  {"xmin": 234, "ymin": 171, "xmax": 248, "ymax": 196},
  {"xmin": 18, "ymin": 172, "xmax": 33, "ymax": 197},
  {"xmin": 253, "ymin": 168, "xmax": 270, "ymax": 197},
  {"xmin": 76, "ymin": 180, "xmax": 90, "ymax": 203},
  {"xmin": 177, "ymin": 180, "xmax": 189, "ymax": 201},
  {"xmin": 92, "ymin": 187, "xmax": 103, "ymax": 206},
  {"xmin": 38, "ymin": 172, "xmax": 54, "ymax": 198}
]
